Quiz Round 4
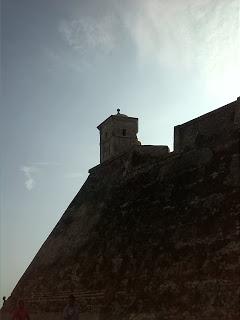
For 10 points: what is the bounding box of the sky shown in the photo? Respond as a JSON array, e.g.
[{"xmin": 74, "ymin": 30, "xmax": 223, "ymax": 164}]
[{"xmin": 1, "ymin": 0, "xmax": 240, "ymax": 300}]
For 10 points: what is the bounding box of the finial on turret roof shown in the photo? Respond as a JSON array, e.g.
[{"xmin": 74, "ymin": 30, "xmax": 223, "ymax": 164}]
[{"xmin": 117, "ymin": 108, "xmax": 120, "ymax": 114}]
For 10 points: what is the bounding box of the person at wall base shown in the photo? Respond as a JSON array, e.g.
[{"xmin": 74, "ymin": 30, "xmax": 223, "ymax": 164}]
[{"xmin": 11, "ymin": 300, "xmax": 30, "ymax": 320}]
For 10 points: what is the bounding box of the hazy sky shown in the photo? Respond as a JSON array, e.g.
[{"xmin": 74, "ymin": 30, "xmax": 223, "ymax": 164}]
[{"xmin": 1, "ymin": 0, "xmax": 239, "ymax": 299}]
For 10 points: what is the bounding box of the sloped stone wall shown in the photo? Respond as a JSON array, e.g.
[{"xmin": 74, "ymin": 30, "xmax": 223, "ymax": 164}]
[
  {"xmin": 0, "ymin": 312, "xmax": 99, "ymax": 320},
  {"xmin": 3, "ymin": 101, "xmax": 240, "ymax": 320}
]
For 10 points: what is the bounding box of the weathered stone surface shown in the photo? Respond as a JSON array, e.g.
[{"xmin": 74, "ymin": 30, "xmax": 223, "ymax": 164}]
[
  {"xmin": 3, "ymin": 99, "xmax": 240, "ymax": 319},
  {"xmin": 97, "ymin": 111, "xmax": 140, "ymax": 163},
  {"xmin": 0, "ymin": 312, "xmax": 98, "ymax": 320},
  {"xmin": 174, "ymin": 99, "xmax": 239, "ymax": 153}
]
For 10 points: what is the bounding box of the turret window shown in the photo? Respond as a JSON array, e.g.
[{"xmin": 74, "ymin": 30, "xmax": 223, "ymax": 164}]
[{"xmin": 122, "ymin": 129, "xmax": 126, "ymax": 136}]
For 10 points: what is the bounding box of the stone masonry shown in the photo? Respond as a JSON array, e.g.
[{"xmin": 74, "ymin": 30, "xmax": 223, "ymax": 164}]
[
  {"xmin": 97, "ymin": 109, "xmax": 140, "ymax": 163},
  {"xmin": 1, "ymin": 98, "xmax": 240, "ymax": 320}
]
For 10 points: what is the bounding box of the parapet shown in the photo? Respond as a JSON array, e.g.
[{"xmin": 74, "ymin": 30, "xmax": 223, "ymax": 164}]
[
  {"xmin": 174, "ymin": 97, "xmax": 240, "ymax": 153},
  {"xmin": 89, "ymin": 145, "xmax": 170, "ymax": 176}
]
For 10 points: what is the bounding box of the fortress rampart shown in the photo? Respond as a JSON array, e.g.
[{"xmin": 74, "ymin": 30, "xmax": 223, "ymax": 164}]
[
  {"xmin": 174, "ymin": 98, "xmax": 240, "ymax": 153},
  {"xmin": 1, "ymin": 98, "xmax": 240, "ymax": 320}
]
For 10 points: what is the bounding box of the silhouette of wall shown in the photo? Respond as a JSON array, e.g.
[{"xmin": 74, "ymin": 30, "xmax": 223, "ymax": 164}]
[
  {"xmin": 3, "ymin": 98, "xmax": 240, "ymax": 320},
  {"xmin": 174, "ymin": 99, "xmax": 240, "ymax": 152}
]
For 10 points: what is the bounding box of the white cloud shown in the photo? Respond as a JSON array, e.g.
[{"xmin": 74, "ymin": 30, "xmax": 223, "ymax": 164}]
[
  {"xmin": 123, "ymin": 0, "xmax": 240, "ymax": 99},
  {"xmin": 123, "ymin": 0, "xmax": 193, "ymax": 67},
  {"xmin": 59, "ymin": 15, "xmax": 116, "ymax": 53},
  {"xmin": 20, "ymin": 166, "xmax": 38, "ymax": 191},
  {"xmin": 124, "ymin": 1, "xmax": 239, "ymax": 62},
  {"xmin": 20, "ymin": 162, "xmax": 61, "ymax": 191},
  {"xmin": 58, "ymin": 0, "xmax": 239, "ymax": 100}
]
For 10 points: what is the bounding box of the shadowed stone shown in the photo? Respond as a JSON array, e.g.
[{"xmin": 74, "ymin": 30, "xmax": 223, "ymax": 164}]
[{"xmin": 2, "ymin": 97, "xmax": 240, "ymax": 320}]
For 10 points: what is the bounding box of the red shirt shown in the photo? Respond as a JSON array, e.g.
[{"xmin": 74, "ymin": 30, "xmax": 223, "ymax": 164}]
[{"xmin": 12, "ymin": 308, "xmax": 29, "ymax": 320}]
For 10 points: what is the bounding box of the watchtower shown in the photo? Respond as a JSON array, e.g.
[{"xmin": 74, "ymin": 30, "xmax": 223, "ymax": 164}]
[{"xmin": 97, "ymin": 109, "xmax": 140, "ymax": 163}]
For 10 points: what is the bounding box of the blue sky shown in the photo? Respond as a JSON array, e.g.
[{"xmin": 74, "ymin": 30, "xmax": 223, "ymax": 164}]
[{"xmin": 1, "ymin": 0, "xmax": 240, "ymax": 299}]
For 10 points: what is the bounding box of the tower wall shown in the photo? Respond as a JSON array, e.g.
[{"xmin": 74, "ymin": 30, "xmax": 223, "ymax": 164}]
[{"xmin": 98, "ymin": 115, "xmax": 139, "ymax": 163}]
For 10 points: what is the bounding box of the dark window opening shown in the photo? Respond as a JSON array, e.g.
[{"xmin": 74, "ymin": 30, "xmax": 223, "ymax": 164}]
[{"xmin": 122, "ymin": 129, "xmax": 126, "ymax": 136}]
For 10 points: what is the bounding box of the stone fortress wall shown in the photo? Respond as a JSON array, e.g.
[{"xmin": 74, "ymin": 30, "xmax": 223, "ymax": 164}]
[
  {"xmin": 174, "ymin": 98, "xmax": 240, "ymax": 153},
  {"xmin": 1, "ymin": 98, "xmax": 240, "ymax": 320}
]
